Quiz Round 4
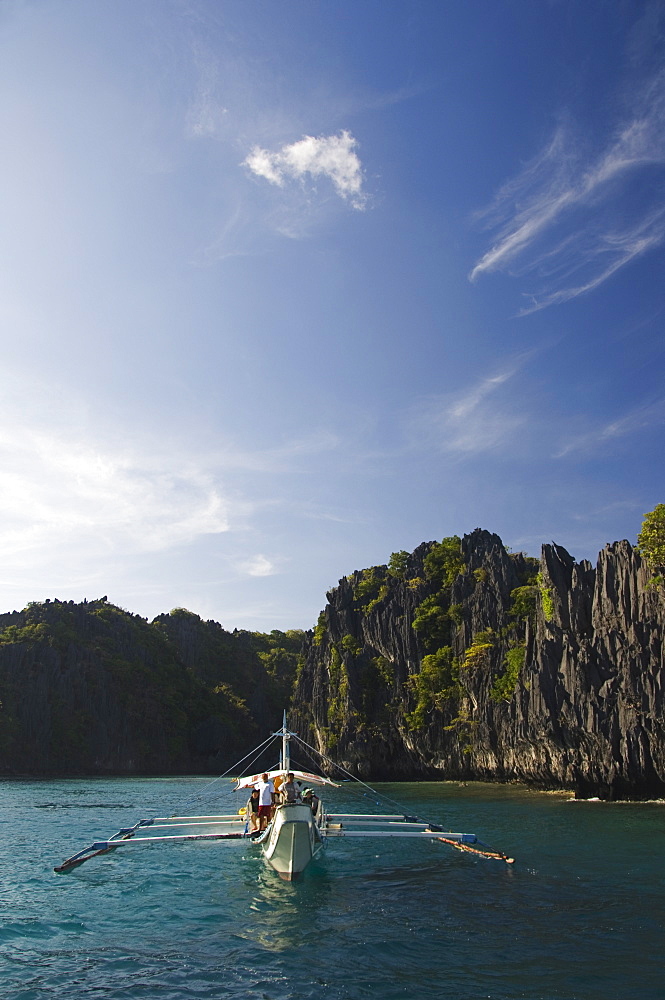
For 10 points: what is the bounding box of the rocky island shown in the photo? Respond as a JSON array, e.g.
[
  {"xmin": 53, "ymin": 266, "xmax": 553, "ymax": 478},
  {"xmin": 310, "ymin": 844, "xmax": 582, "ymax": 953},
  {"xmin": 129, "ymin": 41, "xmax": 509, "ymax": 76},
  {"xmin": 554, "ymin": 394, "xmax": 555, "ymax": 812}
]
[
  {"xmin": 0, "ymin": 527, "xmax": 663, "ymax": 799},
  {"xmin": 294, "ymin": 529, "xmax": 664, "ymax": 799}
]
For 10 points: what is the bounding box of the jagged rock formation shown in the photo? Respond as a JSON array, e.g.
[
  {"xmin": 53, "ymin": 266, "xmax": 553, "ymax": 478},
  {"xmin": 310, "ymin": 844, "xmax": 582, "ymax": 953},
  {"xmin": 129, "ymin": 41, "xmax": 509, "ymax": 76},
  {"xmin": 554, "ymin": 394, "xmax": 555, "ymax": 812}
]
[
  {"xmin": 1, "ymin": 531, "xmax": 662, "ymax": 797},
  {"xmin": 292, "ymin": 530, "xmax": 665, "ymax": 799}
]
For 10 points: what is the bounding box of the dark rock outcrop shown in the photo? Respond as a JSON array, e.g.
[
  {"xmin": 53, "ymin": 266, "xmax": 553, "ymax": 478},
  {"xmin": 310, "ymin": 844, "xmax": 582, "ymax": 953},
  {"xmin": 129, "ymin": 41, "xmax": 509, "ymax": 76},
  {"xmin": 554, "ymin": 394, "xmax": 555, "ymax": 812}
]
[{"xmin": 292, "ymin": 530, "xmax": 665, "ymax": 799}]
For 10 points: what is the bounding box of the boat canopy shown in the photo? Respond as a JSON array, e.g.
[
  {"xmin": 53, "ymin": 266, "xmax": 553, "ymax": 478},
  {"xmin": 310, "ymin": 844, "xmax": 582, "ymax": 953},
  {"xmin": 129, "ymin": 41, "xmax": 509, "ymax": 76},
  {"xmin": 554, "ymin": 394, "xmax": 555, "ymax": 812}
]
[{"xmin": 234, "ymin": 768, "xmax": 339, "ymax": 791}]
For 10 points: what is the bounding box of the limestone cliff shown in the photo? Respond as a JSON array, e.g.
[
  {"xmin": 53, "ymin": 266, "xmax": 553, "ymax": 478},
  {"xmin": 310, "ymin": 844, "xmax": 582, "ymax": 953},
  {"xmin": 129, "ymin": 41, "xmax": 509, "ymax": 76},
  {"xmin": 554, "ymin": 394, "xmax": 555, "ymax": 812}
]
[
  {"xmin": 0, "ymin": 601, "xmax": 300, "ymax": 775},
  {"xmin": 1, "ymin": 531, "xmax": 662, "ymax": 795},
  {"xmin": 292, "ymin": 530, "xmax": 665, "ymax": 799}
]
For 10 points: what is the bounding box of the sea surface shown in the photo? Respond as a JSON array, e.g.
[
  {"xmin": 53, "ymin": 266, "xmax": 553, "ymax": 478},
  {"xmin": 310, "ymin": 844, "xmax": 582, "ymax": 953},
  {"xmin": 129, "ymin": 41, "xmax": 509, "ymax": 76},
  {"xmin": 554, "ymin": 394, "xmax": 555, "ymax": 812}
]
[{"xmin": 0, "ymin": 775, "xmax": 662, "ymax": 1000}]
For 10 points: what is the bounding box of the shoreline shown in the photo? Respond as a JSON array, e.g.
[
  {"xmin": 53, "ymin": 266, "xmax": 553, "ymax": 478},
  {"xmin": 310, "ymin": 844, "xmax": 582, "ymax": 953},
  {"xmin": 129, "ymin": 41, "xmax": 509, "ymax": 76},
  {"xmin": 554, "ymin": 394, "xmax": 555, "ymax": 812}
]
[{"xmin": 2, "ymin": 771, "xmax": 664, "ymax": 803}]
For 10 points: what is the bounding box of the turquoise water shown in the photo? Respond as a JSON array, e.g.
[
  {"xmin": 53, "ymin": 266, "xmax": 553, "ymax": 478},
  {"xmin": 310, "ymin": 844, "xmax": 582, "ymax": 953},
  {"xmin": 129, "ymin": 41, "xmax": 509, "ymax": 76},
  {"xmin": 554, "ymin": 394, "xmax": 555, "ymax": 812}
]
[{"xmin": 1, "ymin": 776, "xmax": 662, "ymax": 1000}]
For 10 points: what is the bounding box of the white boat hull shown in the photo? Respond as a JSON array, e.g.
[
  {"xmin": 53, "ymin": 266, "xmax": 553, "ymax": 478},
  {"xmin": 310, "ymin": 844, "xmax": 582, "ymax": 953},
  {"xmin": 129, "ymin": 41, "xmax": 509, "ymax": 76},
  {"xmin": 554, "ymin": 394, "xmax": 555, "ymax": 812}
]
[{"xmin": 261, "ymin": 803, "xmax": 322, "ymax": 880}]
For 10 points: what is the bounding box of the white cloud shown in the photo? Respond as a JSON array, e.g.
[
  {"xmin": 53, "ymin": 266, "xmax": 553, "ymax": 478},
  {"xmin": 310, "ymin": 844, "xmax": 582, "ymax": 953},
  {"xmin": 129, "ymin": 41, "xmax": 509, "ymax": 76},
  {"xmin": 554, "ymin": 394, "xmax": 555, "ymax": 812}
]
[
  {"xmin": 517, "ymin": 215, "xmax": 665, "ymax": 315},
  {"xmin": 0, "ymin": 418, "xmax": 347, "ymax": 567},
  {"xmin": 238, "ymin": 554, "xmax": 277, "ymax": 577},
  {"xmin": 470, "ymin": 70, "xmax": 665, "ymax": 310},
  {"xmin": 243, "ymin": 130, "xmax": 366, "ymax": 208}
]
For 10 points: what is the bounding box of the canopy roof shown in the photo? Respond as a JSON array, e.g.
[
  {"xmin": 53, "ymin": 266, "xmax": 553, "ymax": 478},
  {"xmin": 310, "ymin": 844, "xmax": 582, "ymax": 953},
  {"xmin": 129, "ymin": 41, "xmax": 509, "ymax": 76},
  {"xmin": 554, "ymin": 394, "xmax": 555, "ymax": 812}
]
[{"xmin": 234, "ymin": 768, "xmax": 339, "ymax": 791}]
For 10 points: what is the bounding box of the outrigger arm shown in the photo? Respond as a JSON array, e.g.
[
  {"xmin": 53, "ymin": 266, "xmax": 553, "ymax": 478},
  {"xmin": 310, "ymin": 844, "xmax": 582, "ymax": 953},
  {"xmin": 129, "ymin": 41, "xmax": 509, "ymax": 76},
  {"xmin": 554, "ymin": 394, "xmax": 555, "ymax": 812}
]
[
  {"xmin": 322, "ymin": 813, "xmax": 514, "ymax": 862},
  {"xmin": 54, "ymin": 815, "xmax": 247, "ymax": 873}
]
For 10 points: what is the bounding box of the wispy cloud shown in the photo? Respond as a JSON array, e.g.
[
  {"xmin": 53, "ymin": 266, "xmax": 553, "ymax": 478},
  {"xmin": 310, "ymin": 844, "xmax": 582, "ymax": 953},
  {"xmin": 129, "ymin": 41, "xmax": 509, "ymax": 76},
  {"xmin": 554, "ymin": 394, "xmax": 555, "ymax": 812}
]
[
  {"xmin": 0, "ymin": 426, "xmax": 230, "ymax": 560},
  {"xmin": 405, "ymin": 366, "xmax": 525, "ymax": 455},
  {"xmin": 0, "ymin": 368, "xmax": 349, "ymax": 596},
  {"xmin": 470, "ymin": 70, "xmax": 665, "ymax": 311},
  {"xmin": 185, "ymin": 41, "xmax": 229, "ymax": 140},
  {"xmin": 243, "ymin": 130, "xmax": 366, "ymax": 209},
  {"xmin": 555, "ymin": 397, "xmax": 665, "ymax": 458},
  {"xmin": 570, "ymin": 500, "xmax": 643, "ymax": 523}
]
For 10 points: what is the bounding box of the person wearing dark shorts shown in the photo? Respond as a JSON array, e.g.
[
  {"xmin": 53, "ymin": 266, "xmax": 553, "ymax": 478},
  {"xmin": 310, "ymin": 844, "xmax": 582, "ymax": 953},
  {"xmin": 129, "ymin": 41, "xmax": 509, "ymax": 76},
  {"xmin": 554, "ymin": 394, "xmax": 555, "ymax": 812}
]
[
  {"xmin": 247, "ymin": 788, "xmax": 261, "ymax": 832},
  {"xmin": 257, "ymin": 804, "xmax": 271, "ymax": 824}
]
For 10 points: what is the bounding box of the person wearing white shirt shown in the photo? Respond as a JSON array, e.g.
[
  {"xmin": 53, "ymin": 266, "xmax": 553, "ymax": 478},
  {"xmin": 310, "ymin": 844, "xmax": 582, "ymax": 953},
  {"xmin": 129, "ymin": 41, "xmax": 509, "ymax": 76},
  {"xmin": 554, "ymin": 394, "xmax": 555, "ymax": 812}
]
[{"xmin": 256, "ymin": 773, "xmax": 274, "ymax": 830}]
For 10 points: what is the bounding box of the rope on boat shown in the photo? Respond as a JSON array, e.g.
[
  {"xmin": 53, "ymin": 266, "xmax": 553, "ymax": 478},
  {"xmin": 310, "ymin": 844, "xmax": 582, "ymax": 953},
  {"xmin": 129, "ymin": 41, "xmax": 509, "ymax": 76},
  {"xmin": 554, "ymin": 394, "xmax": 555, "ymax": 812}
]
[
  {"xmin": 437, "ymin": 836, "xmax": 515, "ymax": 864},
  {"xmin": 168, "ymin": 732, "xmax": 277, "ymax": 816},
  {"xmin": 291, "ymin": 735, "xmax": 421, "ymax": 822}
]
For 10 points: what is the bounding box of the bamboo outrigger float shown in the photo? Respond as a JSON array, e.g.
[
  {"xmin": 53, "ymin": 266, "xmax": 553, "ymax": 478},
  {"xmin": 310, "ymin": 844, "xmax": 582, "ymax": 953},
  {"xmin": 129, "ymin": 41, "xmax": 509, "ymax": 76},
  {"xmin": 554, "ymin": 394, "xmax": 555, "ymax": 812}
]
[{"xmin": 55, "ymin": 714, "xmax": 514, "ymax": 877}]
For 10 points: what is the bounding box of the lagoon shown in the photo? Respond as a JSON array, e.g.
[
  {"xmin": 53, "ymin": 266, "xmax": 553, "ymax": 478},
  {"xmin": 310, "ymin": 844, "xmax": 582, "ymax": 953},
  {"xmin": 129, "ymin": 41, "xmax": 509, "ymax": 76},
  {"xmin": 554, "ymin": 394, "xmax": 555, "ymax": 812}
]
[{"xmin": 1, "ymin": 777, "xmax": 662, "ymax": 999}]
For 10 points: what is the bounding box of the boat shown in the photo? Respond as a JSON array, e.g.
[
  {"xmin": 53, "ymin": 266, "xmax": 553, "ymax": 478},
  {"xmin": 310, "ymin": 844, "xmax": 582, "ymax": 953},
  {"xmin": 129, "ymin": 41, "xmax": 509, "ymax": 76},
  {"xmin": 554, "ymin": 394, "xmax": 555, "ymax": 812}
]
[
  {"xmin": 232, "ymin": 719, "xmax": 337, "ymax": 880},
  {"xmin": 54, "ymin": 714, "xmax": 514, "ymax": 877}
]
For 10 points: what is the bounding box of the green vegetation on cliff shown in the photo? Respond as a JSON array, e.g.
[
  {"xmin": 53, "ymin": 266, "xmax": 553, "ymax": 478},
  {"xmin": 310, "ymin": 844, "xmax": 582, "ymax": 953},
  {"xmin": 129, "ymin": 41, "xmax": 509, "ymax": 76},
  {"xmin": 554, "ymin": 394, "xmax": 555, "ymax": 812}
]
[
  {"xmin": 351, "ymin": 568, "xmax": 389, "ymax": 613},
  {"xmin": 491, "ymin": 643, "xmax": 526, "ymax": 702},
  {"xmin": 637, "ymin": 503, "xmax": 665, "ymax": 587},
  {"xmin": 0, "ymin": 599, "xmax": 303, "ymax": 775},
  {"xmin": 508, "ymin": 585, "xmax": 538, "ymax": 625},
  {"xmin": 411, "ymin": 595, "xmax": 453, "ymax": 651},
  {"xmin": 423, "ymin": 536, "xmax": 465, "ymax": 587},
  {"xmin": 406, "ymin": 646, "xmax": 461, "ymax": 729},
  {"xmin": 411, "ymin": 537, "xmax": 466, "ymax": 654},
  {"xmin": 387, "ymin": 550, "xmax": 410, "ymax": 577},
  {"xmin": 461, "ymin": 628, "xmax": 495, "ymax": 670}
]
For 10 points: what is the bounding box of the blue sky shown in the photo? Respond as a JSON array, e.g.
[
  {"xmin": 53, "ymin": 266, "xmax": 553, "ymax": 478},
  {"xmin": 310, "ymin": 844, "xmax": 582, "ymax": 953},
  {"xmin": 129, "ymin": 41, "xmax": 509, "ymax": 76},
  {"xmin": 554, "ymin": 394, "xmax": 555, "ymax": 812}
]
[{"xmin": 1, "ymin": 0, "xmax": 664, "ymax": 630}]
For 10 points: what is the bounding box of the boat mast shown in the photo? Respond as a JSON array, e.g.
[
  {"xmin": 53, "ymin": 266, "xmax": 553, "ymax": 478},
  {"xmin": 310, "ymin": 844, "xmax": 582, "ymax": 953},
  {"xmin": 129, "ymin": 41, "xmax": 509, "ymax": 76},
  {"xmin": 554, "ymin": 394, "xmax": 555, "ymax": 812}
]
[{"xmin": 281, "ymin": 710, "xmax": 290, "ymax": 772}]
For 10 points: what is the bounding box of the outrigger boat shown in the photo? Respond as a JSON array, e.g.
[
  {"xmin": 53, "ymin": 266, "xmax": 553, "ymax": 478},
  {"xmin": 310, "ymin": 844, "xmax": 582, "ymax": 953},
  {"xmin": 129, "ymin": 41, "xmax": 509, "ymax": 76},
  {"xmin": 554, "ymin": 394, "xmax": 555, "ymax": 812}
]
[
  {"xmin": 232, "ymin": 718, "xmax": 337, "ymax": 880},
  {"xmin": 55, "ymin": 715, "xmax": 514, "ymax": 878}
]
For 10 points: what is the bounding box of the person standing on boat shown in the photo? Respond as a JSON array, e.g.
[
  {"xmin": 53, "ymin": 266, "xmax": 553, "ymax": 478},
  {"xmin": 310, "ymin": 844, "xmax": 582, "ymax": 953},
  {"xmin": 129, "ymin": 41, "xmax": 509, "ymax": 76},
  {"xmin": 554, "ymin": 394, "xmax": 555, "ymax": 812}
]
[
  {"xmin": 256, "ymin": 773, "xmax": 274, "ymax": 831},
  {"xmin": 281, "ymin": 772, "xmax": 301, "ymax": 803},
  {"xmin": 247, "ymin": 787, "xmax": 261, "ymax": 833},
  {"xmin": 303, "ymin": 788, "xmax": 319, "ymax": 815}
]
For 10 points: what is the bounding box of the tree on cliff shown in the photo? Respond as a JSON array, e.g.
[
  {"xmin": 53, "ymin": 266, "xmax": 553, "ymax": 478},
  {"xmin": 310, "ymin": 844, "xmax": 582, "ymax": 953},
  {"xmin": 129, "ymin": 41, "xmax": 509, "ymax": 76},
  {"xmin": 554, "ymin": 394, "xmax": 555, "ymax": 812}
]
[{"xmin": 637, "ymin": 504, "xmax": 665, "ymax": 585}]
